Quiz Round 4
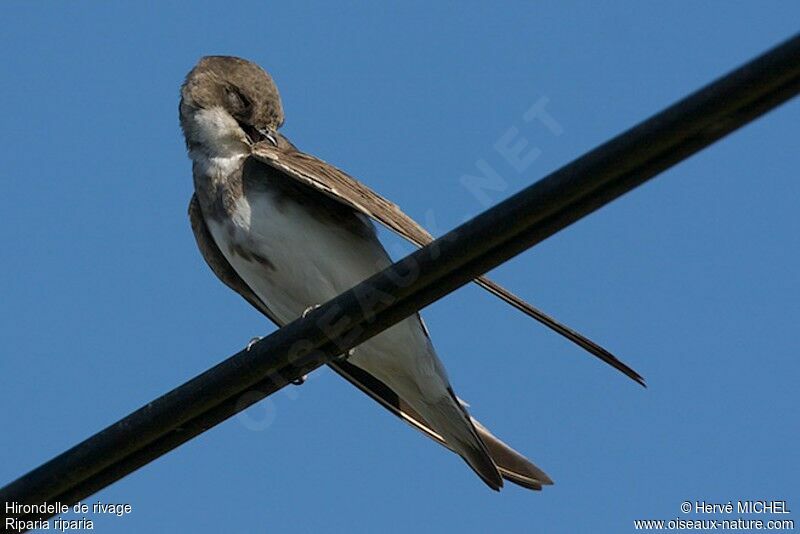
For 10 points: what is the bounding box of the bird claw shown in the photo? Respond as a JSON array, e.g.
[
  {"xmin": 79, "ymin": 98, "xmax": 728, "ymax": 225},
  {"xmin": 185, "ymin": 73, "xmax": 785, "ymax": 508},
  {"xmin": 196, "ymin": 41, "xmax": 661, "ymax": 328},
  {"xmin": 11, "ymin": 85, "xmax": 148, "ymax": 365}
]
[
  {"xmin": 301, "ymin": 304, "xmax": 321, "ymax": 318},
  {"xmin": 333, "ymin": 349, "xmax": 354, "ymax": 362},
  {"xmin": 246, "ymin": 336, "xmax": 263, "ymax": 351}
]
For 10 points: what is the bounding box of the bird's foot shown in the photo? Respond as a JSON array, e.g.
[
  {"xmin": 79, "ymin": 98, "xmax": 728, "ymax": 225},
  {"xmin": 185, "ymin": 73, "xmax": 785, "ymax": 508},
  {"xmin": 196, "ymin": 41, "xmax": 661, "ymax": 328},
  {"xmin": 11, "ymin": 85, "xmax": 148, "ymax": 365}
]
[
  {"xmin": 246, "ymin": 336, "xmax": 263, "ymax": 351},
  {"xmin": 301, "ymin": 304, "xmax": 321, "ymax": 318},
  {"xmin": 333, "ymin": 349, "xmax": 355, "ymax": 362},
  {"xmin": 291, "ymin": 375, "xmax": 308, "ymax": 386}
]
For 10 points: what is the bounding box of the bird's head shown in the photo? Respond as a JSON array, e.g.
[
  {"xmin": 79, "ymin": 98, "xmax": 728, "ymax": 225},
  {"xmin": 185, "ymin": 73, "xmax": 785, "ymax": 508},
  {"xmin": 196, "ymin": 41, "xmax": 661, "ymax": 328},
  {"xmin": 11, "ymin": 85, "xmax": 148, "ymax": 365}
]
[{"xmin": 179, "ymin": 56, "xmax": 284, "ymax": 158}]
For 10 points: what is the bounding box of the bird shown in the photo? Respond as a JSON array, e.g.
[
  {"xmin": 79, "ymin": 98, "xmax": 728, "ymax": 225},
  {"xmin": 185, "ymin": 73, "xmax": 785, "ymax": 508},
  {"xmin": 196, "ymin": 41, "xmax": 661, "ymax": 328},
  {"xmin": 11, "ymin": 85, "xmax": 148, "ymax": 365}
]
[{"xmin": 179, "ymin": 55, "xmax": 643, "ymax": 491}]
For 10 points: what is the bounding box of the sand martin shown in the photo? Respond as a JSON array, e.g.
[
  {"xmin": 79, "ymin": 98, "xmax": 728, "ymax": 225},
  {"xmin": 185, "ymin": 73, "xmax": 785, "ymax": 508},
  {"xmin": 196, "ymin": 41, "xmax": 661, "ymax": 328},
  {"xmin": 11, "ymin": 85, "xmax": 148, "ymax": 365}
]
[{"xmin": 180, "ymin": 56, "xmax": 643, "ymax": 490}]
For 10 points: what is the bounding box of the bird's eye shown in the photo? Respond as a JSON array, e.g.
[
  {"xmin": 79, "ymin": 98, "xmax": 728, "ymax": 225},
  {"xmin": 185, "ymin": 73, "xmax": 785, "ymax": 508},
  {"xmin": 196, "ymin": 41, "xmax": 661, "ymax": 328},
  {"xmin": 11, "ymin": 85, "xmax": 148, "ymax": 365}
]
[{"xmin": 225, "ymin": 87, "xmax": 250, "ymax": 111}]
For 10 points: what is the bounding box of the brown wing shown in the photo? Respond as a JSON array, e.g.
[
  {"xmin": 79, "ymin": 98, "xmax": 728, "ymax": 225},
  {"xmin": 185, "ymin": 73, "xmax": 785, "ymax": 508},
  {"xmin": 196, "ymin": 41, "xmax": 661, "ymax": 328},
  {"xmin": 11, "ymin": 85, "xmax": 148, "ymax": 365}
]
[
  {"xmin": 251, "ymin": 141, "xmax": 645, "ymax": 386},
  {"xmin": 189, "ymin": 194, "xmax": 549, "ymax": 489}
]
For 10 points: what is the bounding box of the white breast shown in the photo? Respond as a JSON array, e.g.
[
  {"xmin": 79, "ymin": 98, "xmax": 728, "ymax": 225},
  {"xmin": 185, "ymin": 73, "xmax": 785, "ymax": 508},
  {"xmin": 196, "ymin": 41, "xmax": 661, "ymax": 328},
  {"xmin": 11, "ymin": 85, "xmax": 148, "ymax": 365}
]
[
  {"xmin": 207, "ymin": 188, "xmax": 389, "ymax": 324},
  {"xmin": 206, "ymin": 185, "xmax": 451, "ymax": 404}
]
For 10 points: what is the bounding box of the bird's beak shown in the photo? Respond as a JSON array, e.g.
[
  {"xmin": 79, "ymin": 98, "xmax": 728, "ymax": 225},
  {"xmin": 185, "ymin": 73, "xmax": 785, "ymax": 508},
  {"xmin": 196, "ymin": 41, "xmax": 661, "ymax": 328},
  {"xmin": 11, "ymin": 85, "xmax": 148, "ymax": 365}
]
[{"xmin": 257, "ymin": 128, "xmax": 278, "ymax": 146}]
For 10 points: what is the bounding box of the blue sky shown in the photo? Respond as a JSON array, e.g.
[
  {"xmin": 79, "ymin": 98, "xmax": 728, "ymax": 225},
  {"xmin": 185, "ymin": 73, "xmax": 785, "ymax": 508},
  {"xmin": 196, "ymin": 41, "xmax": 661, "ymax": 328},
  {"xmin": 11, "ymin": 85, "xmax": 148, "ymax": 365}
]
[{"xmin": 1, "ymin": 2, "xmax": 798, "ymax": 533}]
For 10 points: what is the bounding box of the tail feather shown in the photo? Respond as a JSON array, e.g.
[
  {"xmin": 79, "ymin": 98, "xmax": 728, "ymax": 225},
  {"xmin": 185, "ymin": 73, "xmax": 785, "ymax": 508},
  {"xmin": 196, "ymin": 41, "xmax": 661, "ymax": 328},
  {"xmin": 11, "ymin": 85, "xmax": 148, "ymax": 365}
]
[
  {"xmin": 471, "ymin": 417, "xmax": 553, "ymax": 489},
  {"xmin": 459, "ymin": 441, "xmax": 504, "ymax": 491},
  {"xmin": 330, "ymin": 360, "xmax": 552, "ymax": 490},
  {"xmin": 424, "ymin": 390, "xmax": 503, "ymax": 491}
]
